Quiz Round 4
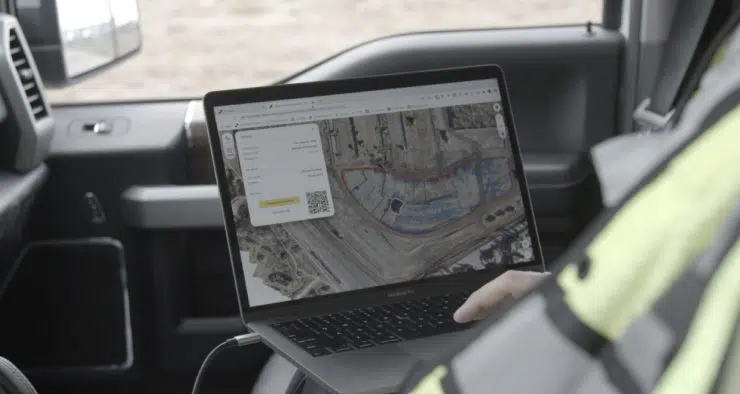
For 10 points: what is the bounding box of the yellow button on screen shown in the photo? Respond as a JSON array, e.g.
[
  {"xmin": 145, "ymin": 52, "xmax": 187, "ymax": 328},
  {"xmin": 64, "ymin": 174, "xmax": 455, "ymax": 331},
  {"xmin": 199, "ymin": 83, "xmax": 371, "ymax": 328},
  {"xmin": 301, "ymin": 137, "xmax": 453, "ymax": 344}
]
[{"xmin": 259, "ymin": 196, "xmax": 300, "ymax": 208}]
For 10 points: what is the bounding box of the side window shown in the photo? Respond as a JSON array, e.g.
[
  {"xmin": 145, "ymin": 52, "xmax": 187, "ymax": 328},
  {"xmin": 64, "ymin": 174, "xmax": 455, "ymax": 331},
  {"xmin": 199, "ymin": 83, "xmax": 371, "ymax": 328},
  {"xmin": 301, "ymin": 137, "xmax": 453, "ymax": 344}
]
[{"xmin": 47, "ymin": 0, "xmax": 604, "ymax": 103}]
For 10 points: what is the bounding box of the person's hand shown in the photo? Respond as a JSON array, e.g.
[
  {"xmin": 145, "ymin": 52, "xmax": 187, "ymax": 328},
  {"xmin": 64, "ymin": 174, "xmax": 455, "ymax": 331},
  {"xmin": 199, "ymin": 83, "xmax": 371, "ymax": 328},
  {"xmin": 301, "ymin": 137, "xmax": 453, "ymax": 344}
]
[{"xmin": 453, "ymin": 270, "xmax": 550, "ymax": 323}]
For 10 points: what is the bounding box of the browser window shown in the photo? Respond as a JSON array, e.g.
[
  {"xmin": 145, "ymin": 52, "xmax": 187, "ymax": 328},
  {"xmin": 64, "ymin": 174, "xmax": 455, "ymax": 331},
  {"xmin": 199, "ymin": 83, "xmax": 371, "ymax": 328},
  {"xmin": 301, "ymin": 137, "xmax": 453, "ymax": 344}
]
[{"xmin": 214, "ymin": 78, "xmax": 536, "ymax": 307}]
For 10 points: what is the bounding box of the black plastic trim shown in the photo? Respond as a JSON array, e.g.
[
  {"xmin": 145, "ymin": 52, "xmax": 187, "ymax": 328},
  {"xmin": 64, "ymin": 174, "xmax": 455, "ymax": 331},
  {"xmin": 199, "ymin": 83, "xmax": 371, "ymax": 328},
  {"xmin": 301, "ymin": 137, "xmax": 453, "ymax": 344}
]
[
  {"xmin": 602, "ymin": 0, "xmax": 624, "ymax": 30},
  {"xmin": 1, "ymin": 237, "xmax": 134, "ymax": 378},
  {"xmin": 121, "ymin": 185, "xmax": 222, "ymax": 229},
  {"xmin": 0, "ymin": 165, "xmax": 47, "ymax": 281},
  {"xmin": 0, "ymin": 165, "xmax": 47, "ymax": 232}
]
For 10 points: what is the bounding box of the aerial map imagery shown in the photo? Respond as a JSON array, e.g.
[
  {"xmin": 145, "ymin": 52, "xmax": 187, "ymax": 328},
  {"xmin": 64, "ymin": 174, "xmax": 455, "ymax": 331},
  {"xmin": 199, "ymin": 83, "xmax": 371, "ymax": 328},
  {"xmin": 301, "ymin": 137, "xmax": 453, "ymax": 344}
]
[{"xmin": 222, "ymin": 102, "xmax": 535, "ymax": 305}]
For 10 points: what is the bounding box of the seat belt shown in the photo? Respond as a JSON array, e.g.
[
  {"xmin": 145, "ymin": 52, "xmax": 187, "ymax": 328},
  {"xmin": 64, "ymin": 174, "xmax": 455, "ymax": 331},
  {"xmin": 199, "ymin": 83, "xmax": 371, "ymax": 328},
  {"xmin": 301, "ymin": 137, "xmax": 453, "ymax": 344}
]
[
  {"xmin": 633, "ymin": 0, "xmax": 718, "ymax": 131},
  {"xmin": 671, "ymin": 6, "xmax": 740, "ymax": 124}
]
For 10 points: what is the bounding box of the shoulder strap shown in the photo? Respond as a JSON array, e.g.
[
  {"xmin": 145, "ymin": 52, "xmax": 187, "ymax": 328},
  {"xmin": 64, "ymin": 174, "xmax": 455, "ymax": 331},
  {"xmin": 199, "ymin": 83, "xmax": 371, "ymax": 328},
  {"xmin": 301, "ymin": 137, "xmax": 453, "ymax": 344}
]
[{"xmin": 633, "ymin": 0, "xmax": 719, "ymax": 131}]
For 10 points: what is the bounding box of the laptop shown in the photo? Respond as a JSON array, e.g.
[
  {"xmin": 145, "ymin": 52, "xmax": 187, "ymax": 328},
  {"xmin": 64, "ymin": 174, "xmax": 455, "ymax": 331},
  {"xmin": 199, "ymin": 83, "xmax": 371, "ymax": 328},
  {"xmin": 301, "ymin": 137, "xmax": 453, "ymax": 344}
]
[{"xmin": 203, "ymin": 65, "xmax": 545, "ymax": 394}]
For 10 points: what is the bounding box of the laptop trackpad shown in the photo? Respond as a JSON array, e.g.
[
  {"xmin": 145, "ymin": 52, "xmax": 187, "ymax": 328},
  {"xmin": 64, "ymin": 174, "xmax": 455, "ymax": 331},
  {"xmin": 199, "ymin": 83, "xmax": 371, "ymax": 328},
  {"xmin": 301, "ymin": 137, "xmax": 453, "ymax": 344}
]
[{"xmin": 398, "ymin": 331, "xmax": 467, "ymax": 361}]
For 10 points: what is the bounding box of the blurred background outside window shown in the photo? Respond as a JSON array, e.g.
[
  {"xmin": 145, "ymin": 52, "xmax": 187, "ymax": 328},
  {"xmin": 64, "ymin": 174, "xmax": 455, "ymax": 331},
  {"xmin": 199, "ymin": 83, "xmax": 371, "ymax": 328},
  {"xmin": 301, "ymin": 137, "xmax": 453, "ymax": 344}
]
[{"xmin": 46, "ymin": 0, "xmax": 603, "ymax": 103}]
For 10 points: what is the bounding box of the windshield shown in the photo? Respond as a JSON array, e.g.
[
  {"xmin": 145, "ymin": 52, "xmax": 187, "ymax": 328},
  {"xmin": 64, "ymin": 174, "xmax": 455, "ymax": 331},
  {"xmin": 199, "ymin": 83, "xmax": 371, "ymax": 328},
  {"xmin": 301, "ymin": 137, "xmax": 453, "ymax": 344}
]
[{"xmin": 45, "ymin": 0, "xmax": 602, "ymax": 104}]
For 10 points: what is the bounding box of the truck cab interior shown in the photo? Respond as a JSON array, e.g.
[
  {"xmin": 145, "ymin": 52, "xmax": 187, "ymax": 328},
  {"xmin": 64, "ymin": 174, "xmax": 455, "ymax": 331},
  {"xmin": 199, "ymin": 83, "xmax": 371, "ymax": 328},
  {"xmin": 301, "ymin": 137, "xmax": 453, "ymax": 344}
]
[{"xmin": 0, "ymin": 0, "xmax": 729, "ymax": 393}]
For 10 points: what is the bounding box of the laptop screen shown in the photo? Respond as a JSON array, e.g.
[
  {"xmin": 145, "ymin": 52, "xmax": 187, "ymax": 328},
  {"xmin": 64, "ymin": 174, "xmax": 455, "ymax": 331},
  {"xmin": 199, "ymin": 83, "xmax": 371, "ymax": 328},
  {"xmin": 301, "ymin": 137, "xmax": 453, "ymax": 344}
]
[{"xmin": 213, "ymin": 78, "xmax": 537, "ymax": 308}]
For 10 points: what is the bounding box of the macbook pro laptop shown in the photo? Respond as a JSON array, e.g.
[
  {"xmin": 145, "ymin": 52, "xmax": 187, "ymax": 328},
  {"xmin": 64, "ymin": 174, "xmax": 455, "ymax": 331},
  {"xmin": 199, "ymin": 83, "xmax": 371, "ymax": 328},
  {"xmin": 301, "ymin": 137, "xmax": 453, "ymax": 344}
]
[{"xmin": 203, "ymin": 65, "xmax": 544, "ymax": 394}]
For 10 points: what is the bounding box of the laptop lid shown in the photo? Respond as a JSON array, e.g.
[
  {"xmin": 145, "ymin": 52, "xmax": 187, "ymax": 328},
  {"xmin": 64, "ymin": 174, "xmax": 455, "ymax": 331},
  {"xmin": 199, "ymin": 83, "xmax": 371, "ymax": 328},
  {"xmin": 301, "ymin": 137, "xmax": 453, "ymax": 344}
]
[{"xmin": 203, "ymin": 65, "xmax": 544, "ymax": 324}]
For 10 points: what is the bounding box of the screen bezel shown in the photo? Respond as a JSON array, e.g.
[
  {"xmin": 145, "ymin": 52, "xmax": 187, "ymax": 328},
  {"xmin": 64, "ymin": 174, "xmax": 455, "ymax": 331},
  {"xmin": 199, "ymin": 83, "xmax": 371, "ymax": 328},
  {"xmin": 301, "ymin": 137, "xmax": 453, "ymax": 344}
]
[{"xmin": 203, "ymin": 65, "xmax": 545, "ymax": 324}]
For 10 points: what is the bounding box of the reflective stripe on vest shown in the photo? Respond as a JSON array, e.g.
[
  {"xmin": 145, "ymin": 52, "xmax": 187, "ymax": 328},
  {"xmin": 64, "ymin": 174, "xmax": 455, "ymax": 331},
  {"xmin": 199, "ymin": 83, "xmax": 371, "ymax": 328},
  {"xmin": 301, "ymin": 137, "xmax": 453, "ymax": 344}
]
[{"xmin": 409, "ymin": 366, "xmax": 449, "ymax": 394}]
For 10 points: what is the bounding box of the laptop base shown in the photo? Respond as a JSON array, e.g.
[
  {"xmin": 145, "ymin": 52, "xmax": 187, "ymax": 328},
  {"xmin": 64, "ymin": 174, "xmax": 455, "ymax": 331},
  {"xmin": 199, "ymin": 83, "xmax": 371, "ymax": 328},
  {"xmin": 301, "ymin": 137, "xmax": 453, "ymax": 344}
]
[{"xmin": 251, "ymin": 321, "xmax": 468, "ymax": 394}]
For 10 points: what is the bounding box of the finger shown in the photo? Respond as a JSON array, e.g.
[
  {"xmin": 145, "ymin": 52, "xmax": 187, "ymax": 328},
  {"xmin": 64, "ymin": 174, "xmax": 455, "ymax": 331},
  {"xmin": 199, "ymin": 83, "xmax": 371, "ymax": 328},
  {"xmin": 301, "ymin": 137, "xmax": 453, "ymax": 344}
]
[
  {"xmin": 508, "ymin": 271, "xmax": 551, "ymax": 298},
  {"xmin": 469, "ymin": 294, "xmax": 514, "ymax": 321},
  {"xmin": 454, "ymin": 271, "xmax": 518, "ymax": 323},
  {"xmin": 453, "ymin": 271, "xmax": 550, "ymax": 323}
]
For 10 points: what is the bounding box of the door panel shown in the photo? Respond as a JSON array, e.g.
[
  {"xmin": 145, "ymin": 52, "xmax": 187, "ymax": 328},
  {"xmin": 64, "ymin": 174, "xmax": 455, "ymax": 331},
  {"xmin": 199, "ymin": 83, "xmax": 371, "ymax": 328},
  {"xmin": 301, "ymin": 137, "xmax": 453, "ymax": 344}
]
[{"xmin": 16, "ymin": 24, "xmax": 622, "ymax": 388}]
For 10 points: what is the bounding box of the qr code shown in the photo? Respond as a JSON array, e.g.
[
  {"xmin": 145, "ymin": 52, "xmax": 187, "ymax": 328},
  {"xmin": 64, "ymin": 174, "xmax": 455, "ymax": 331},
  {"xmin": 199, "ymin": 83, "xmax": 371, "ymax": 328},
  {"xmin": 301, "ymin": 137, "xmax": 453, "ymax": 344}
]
[{"xmin": 306, "ymin": 190, "xmax": 330, "ymax": 215}]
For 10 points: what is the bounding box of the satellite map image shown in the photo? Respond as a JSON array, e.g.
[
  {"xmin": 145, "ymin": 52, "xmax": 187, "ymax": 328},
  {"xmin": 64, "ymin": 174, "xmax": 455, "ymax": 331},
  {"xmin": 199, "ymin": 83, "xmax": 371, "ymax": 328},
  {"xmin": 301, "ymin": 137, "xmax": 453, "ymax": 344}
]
[{"xmin": 222, "ymin": 102, "xmax": 535, "ymax": 305}]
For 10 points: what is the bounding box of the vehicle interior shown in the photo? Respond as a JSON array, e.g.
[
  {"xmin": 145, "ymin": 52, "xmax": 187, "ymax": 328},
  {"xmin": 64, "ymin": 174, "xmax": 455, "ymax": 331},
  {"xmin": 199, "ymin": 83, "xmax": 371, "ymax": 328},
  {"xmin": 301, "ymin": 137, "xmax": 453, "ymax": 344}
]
[{"xmin": 0, "ymin": 0, "xmax": 731, "ymax": 393}]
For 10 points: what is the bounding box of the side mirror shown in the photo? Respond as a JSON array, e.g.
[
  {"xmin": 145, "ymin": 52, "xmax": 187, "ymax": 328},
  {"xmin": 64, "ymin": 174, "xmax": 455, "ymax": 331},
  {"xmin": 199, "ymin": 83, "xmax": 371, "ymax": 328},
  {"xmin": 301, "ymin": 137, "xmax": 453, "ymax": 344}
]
[{"xmin": 12, "ymin": 0, "xmax": 142, "ymax": 88}]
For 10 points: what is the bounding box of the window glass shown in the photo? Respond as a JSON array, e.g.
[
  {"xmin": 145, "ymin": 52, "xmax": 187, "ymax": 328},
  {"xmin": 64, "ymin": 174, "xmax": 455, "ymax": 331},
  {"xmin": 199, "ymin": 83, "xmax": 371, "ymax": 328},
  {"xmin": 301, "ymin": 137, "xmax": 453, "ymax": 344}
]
[{"xmin": 46, "ymin": 0, "xmax": 603, "ymax": 103}]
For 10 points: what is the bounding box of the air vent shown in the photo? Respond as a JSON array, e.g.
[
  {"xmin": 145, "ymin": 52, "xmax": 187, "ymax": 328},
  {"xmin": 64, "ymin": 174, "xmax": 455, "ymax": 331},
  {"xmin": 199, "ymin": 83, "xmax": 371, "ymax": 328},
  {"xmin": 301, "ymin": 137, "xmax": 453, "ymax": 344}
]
[{"xmin": 8, "ymin": 27, "xmax": 47, "ymax": 121}]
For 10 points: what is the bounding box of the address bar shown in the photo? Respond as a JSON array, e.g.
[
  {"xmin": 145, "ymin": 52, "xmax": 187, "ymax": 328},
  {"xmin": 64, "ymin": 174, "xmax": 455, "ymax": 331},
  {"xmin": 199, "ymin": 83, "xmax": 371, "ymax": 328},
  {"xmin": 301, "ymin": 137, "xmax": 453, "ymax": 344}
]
[
  {"xmin": 237, "ymin": 90, "xmax": 447, "ymax": 117},
  {"xmin": 233, "ymin": 86, "xmax": 491, "ymax": 119},
  {"xmin": 240, "ymin": 104, "xmax": 347, "ymax": 119}
]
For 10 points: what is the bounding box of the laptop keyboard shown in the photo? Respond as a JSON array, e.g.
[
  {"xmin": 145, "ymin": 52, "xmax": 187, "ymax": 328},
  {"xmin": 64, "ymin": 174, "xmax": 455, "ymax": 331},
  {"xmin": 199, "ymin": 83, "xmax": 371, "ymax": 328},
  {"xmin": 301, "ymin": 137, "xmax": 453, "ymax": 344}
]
[{"xmin": 270, "ymin": 291, "xmax": 473, "ymax": 357}]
